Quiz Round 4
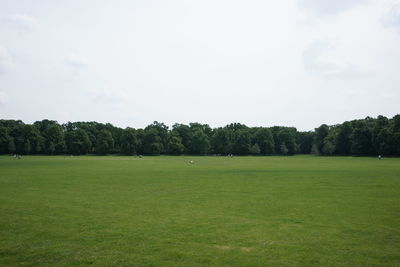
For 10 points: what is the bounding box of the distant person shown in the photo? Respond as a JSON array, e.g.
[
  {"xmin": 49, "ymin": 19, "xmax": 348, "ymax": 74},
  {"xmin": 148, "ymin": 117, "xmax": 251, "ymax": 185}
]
[{"xmin": 378, "ymin": 155, "xmax": 382, "ymax": 160}]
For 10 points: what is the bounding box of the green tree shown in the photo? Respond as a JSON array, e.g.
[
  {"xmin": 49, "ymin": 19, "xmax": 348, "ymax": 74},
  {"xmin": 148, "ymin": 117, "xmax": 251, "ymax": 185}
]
[
  {"xmin": 351, "ymin": 121, "xmax": 374, "ymax": 155},
  {"xmin": 296, "ymin": 131, "xmax": 314, "ymax": 154},
  {"xmin": 171, "ymin": 124, "xmax": 191, "ymax": 153},
  {"xmin": 314, "ymin": 124, "xmax": 329, "ymax": 153},
  {"xmin": 280, "ymin": 142, "xmax": 288, "ymax": 155},
  {"xmin": 322, "ymin": 140, "xmax": 335, "ymax": 155},
  {"xmin": 65, "ymin": 129, "xmax": 92, "ymax": 155},
  {"xmin": 249, "ymin": 143, "xmax": 261, "ymax": 155},
  {"xmin": 310, "ymin": 143, "xmax": 319, "ymax": 155},
  {"xmin": 0, "ymin": 127, "xmax": 11, "ymax": 154},
  {"xmin": 120, "ymin": 128, "xmax": 137, "ymax": 155},
  {"xmin": 167, "ymin": 134, "xmax": 185, "ymax": 155},
  {"xmin": 96, "ymin": 129, "xmax": 114, "ymax": 155},
  {"xmin": 11, "ymin": 124, "xmax": 43, "ymax": 154},
  {"xmin": 254, "ymin": 128, "xmax": 274, "ymax": 155},
  {"xmin": 335, "ymin": 122, "xmax": 352, "ymax": 155},
  {"xmin": 23, "ymin": 140, "xmax": 31, "ymax": 154},
  {"xmin": 44, "ymin": 124, "xmax": 65, "ymax": 154},
  {"xmin": 211, "ymin": 128, "xmax": 232, "ymax": 155},
  {"xmin": 391, "ymin": 115, "xmax": 400, "ymax": 155},
  {"xmin": 8, "ymin": 139, "xmax": 16, "ymax": 154},
  {"xmin": 47, "ymin": 141, "xmax": 55, "ymax": 154},
  {"xmin": 189, "ymin": 130, "xmax": 210, "ymax": 155},
  {"xmin": 145, "ymin": 122, "xmax": 168, "ymax": 153},
  {"xmin": 277, "ymin": 128, "xmax": 297, "ymax": 155},
  {"xmin": 143, "ymin": 128, "xmax": 163, "ymax": 155},
  {"xmin": 232, "ymin": 129, "xmax": 251, "ymax": 155}
]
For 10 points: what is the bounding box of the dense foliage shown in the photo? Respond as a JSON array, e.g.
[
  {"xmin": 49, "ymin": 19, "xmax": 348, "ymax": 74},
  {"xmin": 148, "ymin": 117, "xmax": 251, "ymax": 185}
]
[{"xmin": 1, "ymin": 115, "xmax": 399, "ymax": 156}]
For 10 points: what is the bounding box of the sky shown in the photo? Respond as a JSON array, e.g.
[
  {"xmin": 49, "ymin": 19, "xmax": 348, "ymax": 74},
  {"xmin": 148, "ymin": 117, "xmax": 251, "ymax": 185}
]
[{"xmin": 0, "ymin": 0, "xmax": 399, "ymax": 131}]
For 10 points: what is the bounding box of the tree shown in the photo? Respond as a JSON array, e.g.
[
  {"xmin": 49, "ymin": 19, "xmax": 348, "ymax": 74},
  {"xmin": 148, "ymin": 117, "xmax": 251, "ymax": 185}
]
[
  {"xmin": 232, "ymin": 129, "xmax": 251, "ymax": 155},
  {"xmin": 148, "ymin": 142, "xmax": 162, "ymax": 156},
  {"xmin": 211, "ymin": 128, "xmax": 232, "ymax": 155},
  {"xmin": 143, "ymin": 128, "xmax": 163, "ymax": 155},
  {"xmin": 167, "ymin": 134, "xmax": 185, "ymax": 155},
  {"xmin": 145, "ymin": 122, "xmax": 168, "ymax": 153},
  {"xmin": 120, "ymin": 128, "xmax": 137, "ymax": 155},
  {"xmin": 249, "ymin": 143, "xmax": 261, "ymax": 155},
  {"xmin": 96, "ymin": 129, "xmax": 114, "ymax": 155},
  {"xmin": 135, "ymin": 129, "xmax": 145, "ymax": 155},
  {"xmin": 322, "ymin": 140, "xmax": 335, "ymax": 155},
  {"xmin": 47, "ymin": 141, "xmax": 55, "ymax": 154},
  {"xmin": 44, "ymin": 124, "xmax": 65, "ymax": 154},
  {"xmin": 254, "ymin": 128, "xmax": 275, "ymax": 155},
  {"xmin": 34, "ymin": 120, "xmax": 62, "ymax": 153},
  {"xmin": 171, "ymin": 124, "xmax": 191, "ymax": 153},
  {"xmin": 314, "ymin": 124, "xmax": 329, "ymax": 153},
  {"xmin": 335, "ymin": 122, "xmax": 352, "ymax": 155},
  {"xmin": 311, "ymin": 144, "xmax": 319, "ymax": 155},
  {"xmin": 2, "ymin": 114, "xmax": 400, "ymax": 157},
  {"xmin": 296, "ymin": 132, "xmax": 314, "ymax": 154},
  {"xmin": 280, "ymin": 142, "xmax": 288, "ymax": 155},
  {"xmin": 0, "ymin": 126, "xmax": 12, "ymax": 154},
  {"xmin": 11, "ymin": 124, "xmax": 43, "ymax": 154},
  {"xmin": 391, "ymin": 115, "xmax": 400, "ymax": 155},
  {"xmin": 277, "ymin": 128, "xmax": 297, "ymax": 155},
  {"xmin": 189, "ymin": 130, "xmax": 210, "ymax": 155},
  {"xmin": 65, "ymin": 128, "xmax": 92, "ymax": 155},
  {"xmin": 351, "ymin": 121, "xmax": 374, "ymax": 155},
  {"xmin": 23, "ymin": 140, "xmax": 31, "ymax": 154}
]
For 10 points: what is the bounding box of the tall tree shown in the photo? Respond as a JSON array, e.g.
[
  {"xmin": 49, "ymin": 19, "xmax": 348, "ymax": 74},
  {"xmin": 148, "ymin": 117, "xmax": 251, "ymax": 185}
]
[
  {"xmin": 167, "ymin": 133, "xmax": 185, "ymax": 155},
  {"xmin": 314, "ymin": 124, "xmax": 329, "ymax": 153},
  {"xmin": 171, "ymin": 124, "xmax": 191, "ymax": 153},
  {"xmin": 232, "ymin": 129, "xmax": 251, "ymax": 155},
  {"xmin": 254, "ymin": 128, "xmax": 275, "ymax": 155},
  {"xmin": 143, "ymin": 128, "xmax": 163, "ymax": 155},
  {"xmin": 44, "ymin": 124, "xmax": 65, "ymax": 154},
  {"xmin": 145, "ymin": 121, "xmax": 168, "ymax": 153},
  {"xmin": 189, "ymin": 129, "xmax": 210, "ymax": 155},
  {"xmin": 372, "ymin": 116, "xmax": 389, "ymax": 155},
  {"xmin": 65, "ymin": 128, "xmax": 92, "ymax": 155},
  {"xmin": 277, "ymin": 128, "xmax": 297, "ymax": 155},
  {"xmin": 11, "ymin": 124, "xmax": 43, "ymax": 154},
  {"xmin": 96, "ymin": 129, "xmax": 114, "ymax": 155},
  {"xmin": 296, "ymin": 131, "xmax": 314, "ymax": 154},
  {"xmin": 350, "ymin": 121, "xmax": 374, "ymax": 155},
  {"xmin": 120, "ymin": 128, "xmax": 138, "ymax": 155},
  {"xmin": 335, "ymin": 122, "xmax": 352, "ymax": 155},
  {"xmin": 0, "ymin": 127, "xmax": 13, "ymax": 154},
  {"xmin": 211, "ymin": 128, "xmax": 232, "ymax": 155}
]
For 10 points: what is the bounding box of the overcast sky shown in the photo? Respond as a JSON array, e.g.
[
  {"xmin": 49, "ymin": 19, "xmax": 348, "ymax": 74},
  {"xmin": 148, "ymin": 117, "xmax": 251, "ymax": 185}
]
[{"xmin": 0, "ymin": 0, "xmax": 399, "ymax": 131}]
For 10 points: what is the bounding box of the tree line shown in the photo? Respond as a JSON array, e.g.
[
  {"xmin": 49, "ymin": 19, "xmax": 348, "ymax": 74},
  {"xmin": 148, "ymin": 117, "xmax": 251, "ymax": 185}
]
[{"xmin": 0, "ymin": 115, "xmax": 399, "ymax": 156}]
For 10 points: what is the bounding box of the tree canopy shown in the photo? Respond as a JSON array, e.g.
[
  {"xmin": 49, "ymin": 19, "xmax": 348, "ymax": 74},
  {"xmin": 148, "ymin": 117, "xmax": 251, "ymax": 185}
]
[{"xmin": 1, "ymin": 115, "xmax": 399, "ymax": 156}]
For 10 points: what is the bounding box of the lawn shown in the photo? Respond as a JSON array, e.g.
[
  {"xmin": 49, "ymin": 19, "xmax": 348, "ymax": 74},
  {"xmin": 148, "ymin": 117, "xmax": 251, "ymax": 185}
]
[{"xmin": 0, "ymin": 155, "xmax": 399, "ymax": 266}]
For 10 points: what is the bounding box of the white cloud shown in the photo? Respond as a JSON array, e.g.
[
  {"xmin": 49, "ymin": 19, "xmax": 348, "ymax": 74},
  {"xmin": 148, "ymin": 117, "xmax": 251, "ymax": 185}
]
[
  {"xmin": 0, "ymin": 91, "xmax": 9, "ymax": 105},
  {"xmin": 298, "ymin": 0, "xmax": 368, "ymax": 16},
  {"xmin": 302, "ymin": 40, "xmax": 366, "ymax": 79},
  {"xmin": 1, "ymin": 13, "xmax": 39, "ymax": 32},
  {"xmin": 0, "ymin": 46, "xmax": 14, "ymax": 74},
  {"xmin": 65, "ymin": 54, "xmax": 89, "ymax": 69},
  {"xmin": 382, "ymin": 0, "xmax": 400, "ymax": 32},
  {"xmin": 88, "ymin": 86, "xmax": 124, "ymax": 104},
  {"xmin": 0, "ymin": 1, "xmax": 398, "ymax": 130}
]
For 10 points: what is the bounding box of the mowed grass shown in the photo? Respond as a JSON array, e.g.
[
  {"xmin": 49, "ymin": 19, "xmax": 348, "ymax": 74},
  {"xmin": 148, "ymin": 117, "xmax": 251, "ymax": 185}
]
[{"xmin": 0, "ymin": 156, "xmax": 400, "ymax": 266}]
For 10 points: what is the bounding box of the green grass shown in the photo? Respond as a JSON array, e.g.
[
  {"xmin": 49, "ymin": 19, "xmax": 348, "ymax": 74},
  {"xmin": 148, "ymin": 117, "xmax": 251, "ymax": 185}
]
[{"xmin": 0, "ymin": 155, "xmax": 399, "ymax": 266}]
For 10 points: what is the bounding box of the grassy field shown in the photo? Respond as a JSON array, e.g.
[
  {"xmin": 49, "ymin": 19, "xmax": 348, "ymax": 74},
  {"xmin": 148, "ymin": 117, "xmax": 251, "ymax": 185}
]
[{"xmin": 0, "ymin": 155, "xmax": 399, "ymax": 266}]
